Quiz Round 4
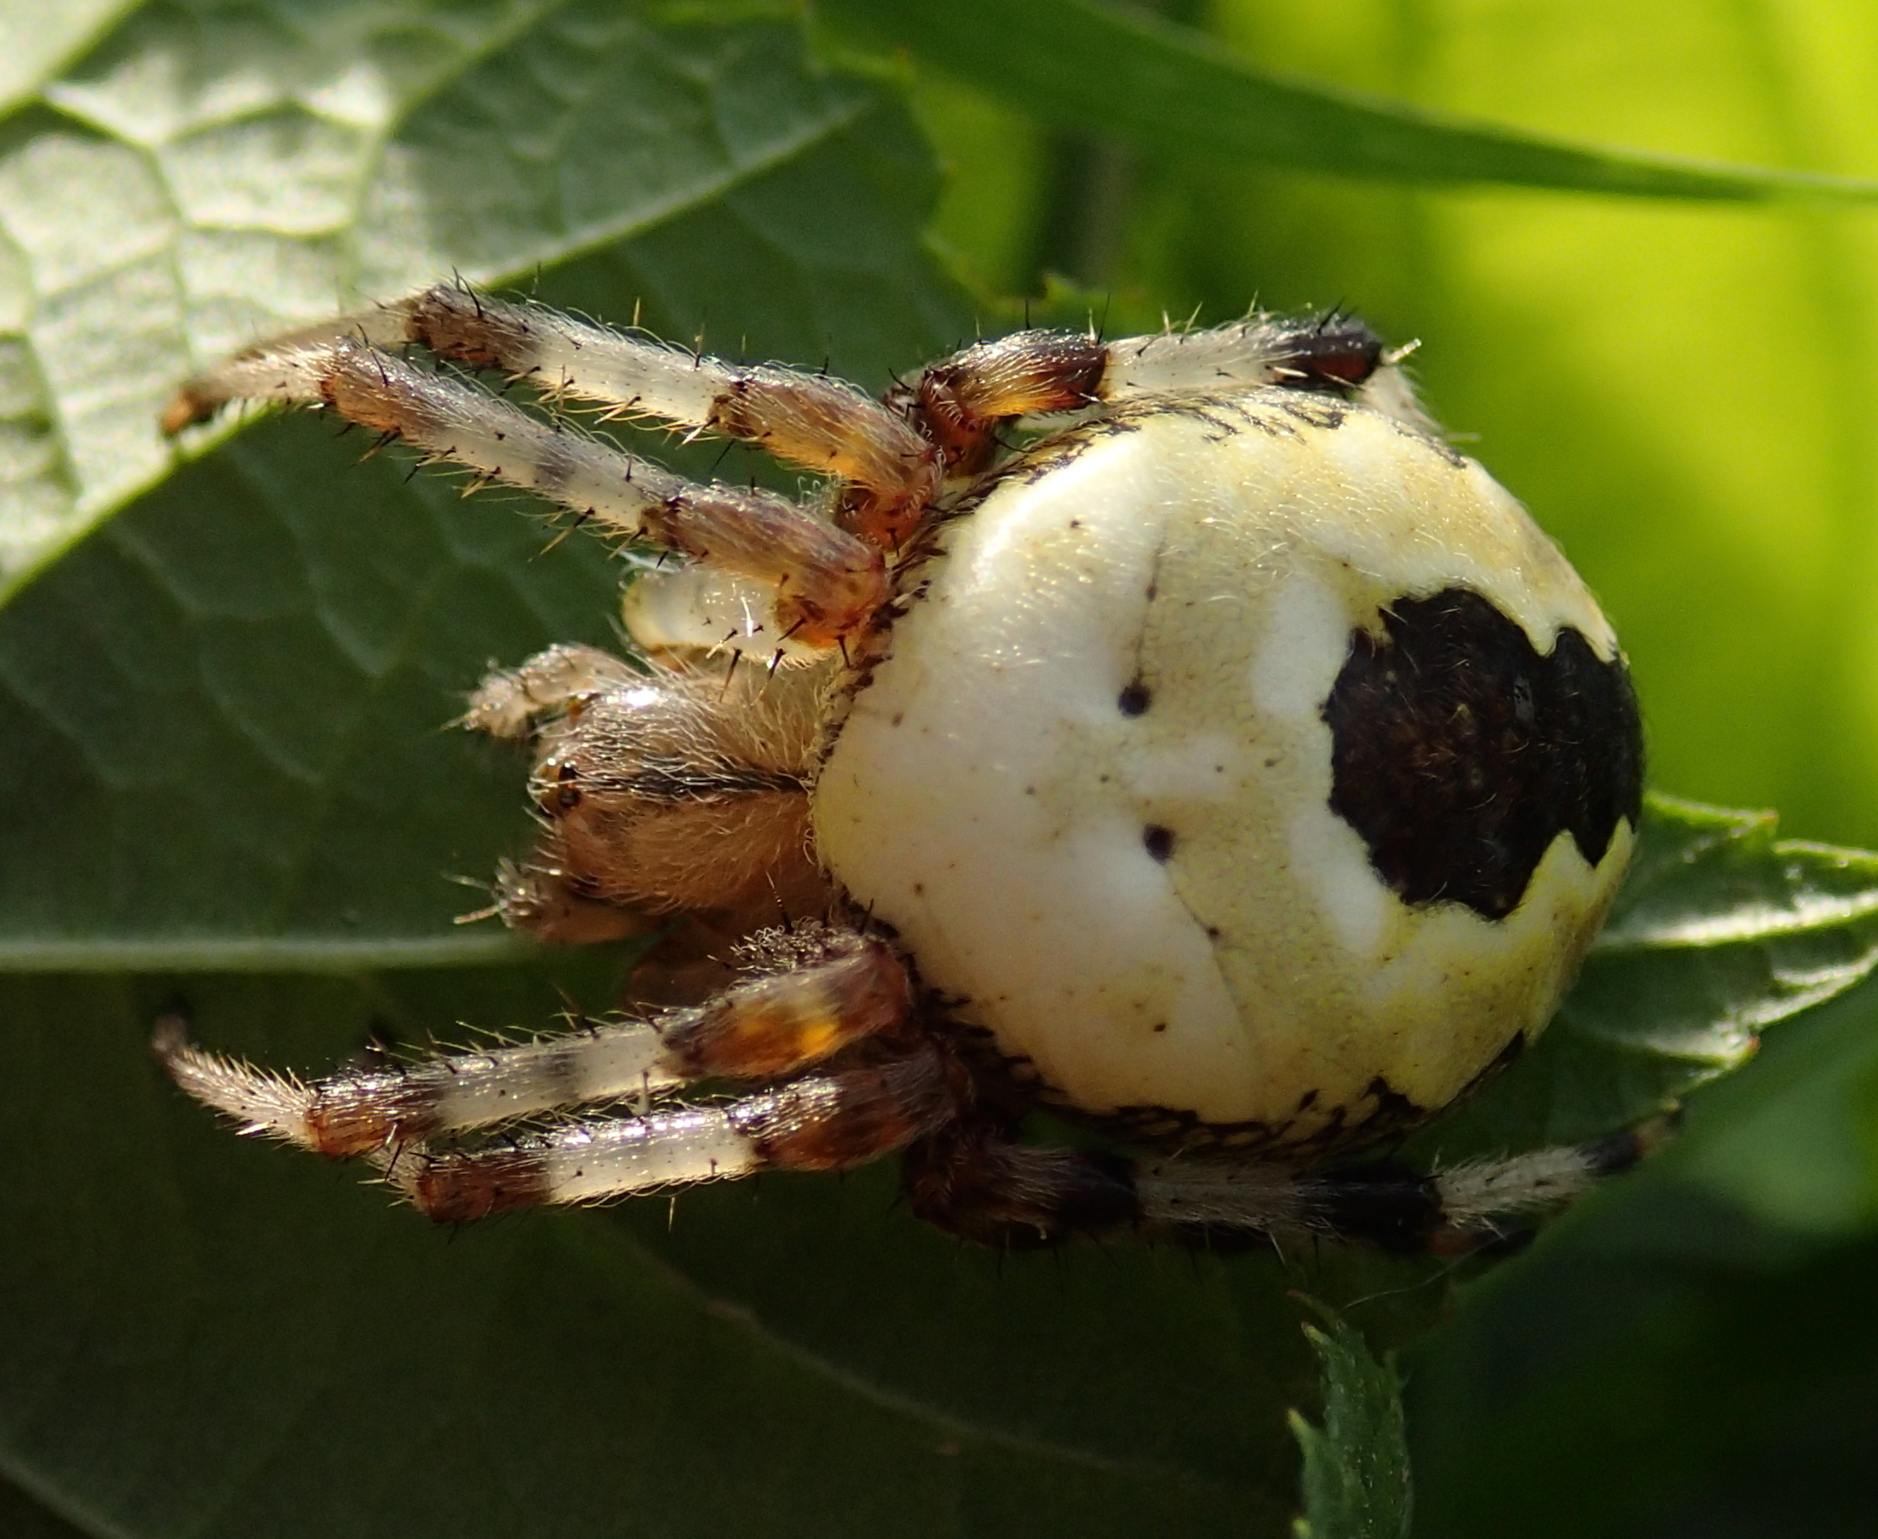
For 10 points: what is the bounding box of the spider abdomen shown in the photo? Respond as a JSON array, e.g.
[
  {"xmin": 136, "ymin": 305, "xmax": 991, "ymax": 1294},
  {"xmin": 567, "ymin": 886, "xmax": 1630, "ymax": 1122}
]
[{"xmin": 813, "ymin": 392, "xmax": 1642, "ymax": 1146}]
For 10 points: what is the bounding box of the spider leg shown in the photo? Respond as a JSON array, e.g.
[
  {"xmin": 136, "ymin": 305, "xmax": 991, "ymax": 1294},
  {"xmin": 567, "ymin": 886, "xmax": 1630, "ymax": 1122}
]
[
  {"xmin": 904, "ymin": 1114, "xmax": 1676, "ymax": 1253},
  {"xmin": 902, "ymin": 310, "xmax": 1434, "ymax": 474},
  {"xmin": 384, "ymin": 1042, "xmax": 957, "ymax": 1222},
  {"xmin": 901, "ymin": 1124, "xmax": 1142, "ymax": 1249},
  {"xmin": 495, "ymin": 653, "xmax": 828, "ymax": 935},
  {"xmin": 482, "ymin": 855, "xmax": 658, "ymax": 947},
  {"xmin": 163, "ymin": 339, "xmax": 885, "ymax": 646},
  {"xmin": 165, "ymin": 284, "xmax": 942, "ymax": 549},
  {"xmin": 460, "ymin": 642, "xmax": 639, "ymax": 741},
  {"xmin": 619, "ymin": 564, "xmax": 830, "ymax": 667},
  {"xmin": 1132, "ymin": 1116, "xmax": 1677, "ymax": 1254},
  {"xmin": 153, "ymin": 929, "xmax": 915, "ymax": 1158}
]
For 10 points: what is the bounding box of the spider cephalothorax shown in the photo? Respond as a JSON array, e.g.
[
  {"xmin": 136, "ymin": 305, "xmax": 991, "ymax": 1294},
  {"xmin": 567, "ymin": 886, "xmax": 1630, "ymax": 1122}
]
[{"xmin": 156, "ymin": 286, "xmax": 1654, "ymax": 1252}]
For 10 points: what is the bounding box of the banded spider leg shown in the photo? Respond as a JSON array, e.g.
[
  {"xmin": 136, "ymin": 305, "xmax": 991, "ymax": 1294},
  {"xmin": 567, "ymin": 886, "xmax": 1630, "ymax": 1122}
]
[{"xmin": 153, "ymin": 926, "xmax": 961, "ymax": 1223}]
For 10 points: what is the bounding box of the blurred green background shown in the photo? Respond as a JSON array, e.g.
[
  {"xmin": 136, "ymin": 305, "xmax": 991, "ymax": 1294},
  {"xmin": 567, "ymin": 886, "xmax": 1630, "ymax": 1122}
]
[{"xmin": 3, "ymin": 2, "xmax": 1877, "ymax": 1536}]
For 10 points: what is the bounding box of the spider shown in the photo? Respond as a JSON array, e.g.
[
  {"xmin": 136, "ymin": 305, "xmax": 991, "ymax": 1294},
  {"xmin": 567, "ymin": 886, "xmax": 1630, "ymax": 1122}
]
[{"xmin": 153, "ymin": 284, "xmax": 1657, "ymax": 1252}]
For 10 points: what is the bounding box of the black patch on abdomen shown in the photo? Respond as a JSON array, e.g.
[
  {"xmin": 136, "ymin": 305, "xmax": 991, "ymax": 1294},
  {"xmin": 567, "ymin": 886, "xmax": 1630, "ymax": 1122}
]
[{"xmin": 1322, "ymin": 587, "xmax": 1642, "ymax": 919}]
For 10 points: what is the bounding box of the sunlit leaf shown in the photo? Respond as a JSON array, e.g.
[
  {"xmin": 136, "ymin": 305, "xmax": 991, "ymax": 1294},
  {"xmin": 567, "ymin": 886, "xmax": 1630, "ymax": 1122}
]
[{"xmin": 0, "ymin": 0, "xmax": 929, "ymax": 577}]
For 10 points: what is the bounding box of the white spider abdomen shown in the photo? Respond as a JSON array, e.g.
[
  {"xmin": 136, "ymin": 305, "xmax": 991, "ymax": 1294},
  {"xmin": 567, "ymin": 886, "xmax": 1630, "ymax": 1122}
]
[{"xmin": 813, "ymin": 393, "xmax": 1640, "ymax": 1144}]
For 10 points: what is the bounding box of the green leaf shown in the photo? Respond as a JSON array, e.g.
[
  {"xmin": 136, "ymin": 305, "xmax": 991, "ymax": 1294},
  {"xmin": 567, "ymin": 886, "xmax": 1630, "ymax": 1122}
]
[
  {"xmin": 0, "ymin": 968, "xmax": 1364, "ymax": 1538},
  {"xmin": 1432, "ymin": 795, "xmax": 1878, "ymax": 1156},
  {"xmin": 0, "ymin": 1474, "xmax": 94, "ymax": 1539},
  {"xmin": 0, "ymin": 0, "xmax": 935, "ymax": 579},
  {"xmin": 8, "ymin": 5, "xmax": 1878, "ymax": 1538},
  {"xmin": 1289, "ymin": 1311, "xmax": 1412, "ymax": 1539},
  {"xmin": 0, "ymin": 0, "xmax": 966, "ymax": 970},
  {"xmin": 0, "ymin": 7, "xmax": 1334, "ymax": 1537},
  {"xmin": 815, "ymin": 0, "xmax": 1878, "ymax": 203}
]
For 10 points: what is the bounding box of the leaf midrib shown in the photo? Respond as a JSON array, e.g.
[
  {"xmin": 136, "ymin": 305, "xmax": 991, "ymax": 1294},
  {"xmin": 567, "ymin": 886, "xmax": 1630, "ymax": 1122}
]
[{"xmin": 562, "ymin": 1218, "xmax": 1258, "ymax": 1496}]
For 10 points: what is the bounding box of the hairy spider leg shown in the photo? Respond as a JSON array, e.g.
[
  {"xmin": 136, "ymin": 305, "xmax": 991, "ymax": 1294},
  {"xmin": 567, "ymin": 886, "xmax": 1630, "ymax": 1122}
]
[
  {"xmin": 153, "ymin": 933, "xmax": 916, "ymax": 1159},
  {"xmin": 165, "ymin": 283, "xmax": 943, "ymax": 550},
  {"xmin": 161, "ymin": 339, "xmax": 886, "ymax": 646},
  {"xmin": 458, "ymin": 642, "xmax": 639, "ymax": 741},
  {"xmin": 474, "ymin": 652, "xmax": 828, "ymax": 936},
  {"xmin": 905, "ymin": 1114, "xmax": 1676, "ymax": 1253},
  {"xmin": 900, "ymin": 310, "xmax": 1432, "ymax": 475},
  {"xmin": 384, "ymin": 1045, "xmax": 957, "ymax": 1222},
  {"xmin": 1131, "ymin": 1116, "xmax": 1677, "ymax": 1254},
  {"xmin": 619, "ymin": 562, "xmax": 836, "ymax": 664}
]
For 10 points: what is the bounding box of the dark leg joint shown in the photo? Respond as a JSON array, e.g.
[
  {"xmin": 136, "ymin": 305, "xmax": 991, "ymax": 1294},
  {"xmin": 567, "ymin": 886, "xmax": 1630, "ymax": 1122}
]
[
  {"xmin": 1582, "ymin": 1105, "xmax": 1682, "ymax": 1178},
  {"xmin": 1308, "ymin": 1158, "xmax": 1444, "ymax": 1254},
  {"xmin": 902, "ymin": 1128, "xmax": 1141, "ymax": 1249},
  {"xmin": 1267, "ymin": 313, "xmax": 1385, "ymax": 393}
]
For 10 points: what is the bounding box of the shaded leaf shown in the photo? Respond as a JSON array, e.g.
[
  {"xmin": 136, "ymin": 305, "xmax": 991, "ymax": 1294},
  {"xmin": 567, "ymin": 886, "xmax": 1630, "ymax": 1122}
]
[
  {"xmin": 1408, "ymin": 1194, "xmax": 1878, "ymax": 1539},
  {"xmin": 0, "ymin": 1475, "xmax": 94, "ymax": 1539},
  {"xmin": 1290, "ymin": 1311, "xmax": 1412, "ymax": 1539},
  {"xmin": 0, "ymin": 969, "xmax": 1352, "ymax": 1539},
  {"xmin": 815, "ymin": 0, "xmax": 1878, "ymax": 202}
]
